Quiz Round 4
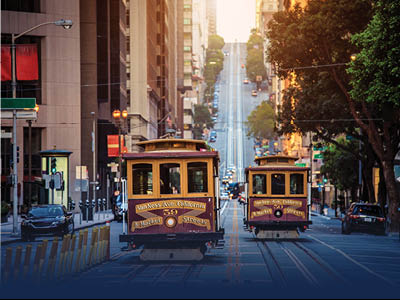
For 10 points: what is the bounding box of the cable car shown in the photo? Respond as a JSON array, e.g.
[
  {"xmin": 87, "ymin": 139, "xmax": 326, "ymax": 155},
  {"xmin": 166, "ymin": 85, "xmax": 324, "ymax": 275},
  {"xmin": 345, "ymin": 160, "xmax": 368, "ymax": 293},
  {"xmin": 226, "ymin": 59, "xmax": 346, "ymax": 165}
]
[
  {"xmin": 244, "ymin": 155, "xmax": 312, "ymax": 239},
  {"xmin": 120, "ymin": 139, "xmax": 224, "ymax": 261}
]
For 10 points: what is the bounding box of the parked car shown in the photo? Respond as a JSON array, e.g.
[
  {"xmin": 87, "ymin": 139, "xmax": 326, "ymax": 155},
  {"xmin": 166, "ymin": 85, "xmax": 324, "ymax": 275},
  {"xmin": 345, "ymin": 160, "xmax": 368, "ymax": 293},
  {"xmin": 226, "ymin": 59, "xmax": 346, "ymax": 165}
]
[
  {"xmin": 209, "ymin": 136, "xmax": 216, "ymax": 143},
  {"xmin": 342, "ymin": 203, "xmax": 386, "ymax": 235},
  {"xmin": 251, "ymin": 90, "xmax": 258, "ymax": 97},
  {"xmin": 21, "ymin": 205, "xmax": 74, "ymax": 241},
  {"xmin": 243, "ymin": 78, "xmax": 249, "ymax": 84}
]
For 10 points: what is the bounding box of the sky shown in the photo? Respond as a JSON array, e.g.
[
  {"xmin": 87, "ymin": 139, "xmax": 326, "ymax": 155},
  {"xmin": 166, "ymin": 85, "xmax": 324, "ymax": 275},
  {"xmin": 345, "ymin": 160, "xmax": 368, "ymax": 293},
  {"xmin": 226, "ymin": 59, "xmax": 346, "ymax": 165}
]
[{"xmin": 217, "ymin": 0, "xmax": 256, "ymax": 43}]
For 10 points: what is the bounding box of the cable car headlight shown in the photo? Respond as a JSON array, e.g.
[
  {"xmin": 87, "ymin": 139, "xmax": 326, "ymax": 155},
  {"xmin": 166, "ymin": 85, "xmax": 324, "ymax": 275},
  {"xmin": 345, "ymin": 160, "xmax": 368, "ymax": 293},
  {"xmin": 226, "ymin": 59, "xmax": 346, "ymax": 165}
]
[
  {"xmin": 165, "ymin": 216, "xmax": 177, "ymax": 228},
  {"xmin": 274, "ymin": 210, "xmax": 283, "ymax": 218}
]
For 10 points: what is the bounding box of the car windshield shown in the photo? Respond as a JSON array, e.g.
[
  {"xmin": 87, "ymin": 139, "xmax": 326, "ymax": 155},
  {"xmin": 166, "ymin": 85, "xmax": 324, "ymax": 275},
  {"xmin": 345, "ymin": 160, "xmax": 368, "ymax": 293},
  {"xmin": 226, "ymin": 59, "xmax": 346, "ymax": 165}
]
[
  {"xmin": 28, "ymin": 206, "xmax": 64, "ymax": 218},
  {"xmin": 353, "ymin": 205, "xmax": 383, "ymax": 217}
]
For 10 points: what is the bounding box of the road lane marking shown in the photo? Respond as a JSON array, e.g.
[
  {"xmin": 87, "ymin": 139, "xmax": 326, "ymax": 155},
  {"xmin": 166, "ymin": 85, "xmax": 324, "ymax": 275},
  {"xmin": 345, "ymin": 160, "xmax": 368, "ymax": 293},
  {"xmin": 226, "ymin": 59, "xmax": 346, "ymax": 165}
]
[{"xmin": 308, "ymin": 234, "xmax": 396, "ymax": 287}]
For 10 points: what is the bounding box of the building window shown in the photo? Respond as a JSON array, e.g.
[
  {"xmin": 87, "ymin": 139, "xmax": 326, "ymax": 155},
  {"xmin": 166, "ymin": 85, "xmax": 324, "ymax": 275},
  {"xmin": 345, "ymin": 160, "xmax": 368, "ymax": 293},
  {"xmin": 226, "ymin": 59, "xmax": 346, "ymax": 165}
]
[
  {"xmin": 132, "ymin": 164, "xmax": 153, "ymax": 195},
  {"xmin": 160, "ymin": 163, "xmax": 181, "ymax": 195},
  {"xmin": 1, "ymin": 0, "xmax": 40, "ymax": 13},
  {"xmin": 290, "ymin": 174, "xmax": 304, "ymax": 195},
  {"xmin": 184, "ymin": 46, "xmax": 192, "ymax": 52},
  {"xmin": 184, "ymin": 18, "xmax": 192, "ymax": 25},
  {"xmin": 253, "ymin": 174, "xmax": 266, "ymax": 195},
  {"xmin": 188, "ymin": 162, "xmax": 208, "ymax": 193},
  {"xmin": 1, "ymin": 35, "xmax": 42, "ymax": 104},
  {"xmin": 271, "ymin": 173, "xmax": 285, "ymax": 195}
]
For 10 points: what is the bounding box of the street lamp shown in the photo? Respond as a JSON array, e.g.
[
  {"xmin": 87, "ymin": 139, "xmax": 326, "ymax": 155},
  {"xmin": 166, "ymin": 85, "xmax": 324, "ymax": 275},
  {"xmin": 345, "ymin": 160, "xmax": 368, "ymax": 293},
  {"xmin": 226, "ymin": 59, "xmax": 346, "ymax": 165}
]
[
  {"xmin": 9, "ymin": 19, "xmax": 73, "ymax": 236},
  {"xmin": 27, "ymin": 104, "xmax": 40, "ymax": 212},
  {"xmin": 112, "ymin": 109, "xmax": 128, "ymax": 191}
]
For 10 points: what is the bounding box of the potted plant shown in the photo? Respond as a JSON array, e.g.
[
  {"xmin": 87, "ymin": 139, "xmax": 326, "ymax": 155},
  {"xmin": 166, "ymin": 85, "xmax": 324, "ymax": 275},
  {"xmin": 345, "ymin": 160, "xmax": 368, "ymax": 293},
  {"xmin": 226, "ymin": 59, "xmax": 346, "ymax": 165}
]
[{"xmin": 1, "ymin": 202, "xmax": 10, "ymax": 223}]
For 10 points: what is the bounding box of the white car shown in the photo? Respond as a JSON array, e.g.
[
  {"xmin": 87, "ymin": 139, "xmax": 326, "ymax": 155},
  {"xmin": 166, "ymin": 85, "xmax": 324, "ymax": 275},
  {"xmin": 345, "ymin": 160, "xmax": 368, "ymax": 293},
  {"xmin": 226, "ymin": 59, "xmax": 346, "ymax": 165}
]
[{"xmin": 220, "ymin": 192, "xmax": 230, "ymax": 201}]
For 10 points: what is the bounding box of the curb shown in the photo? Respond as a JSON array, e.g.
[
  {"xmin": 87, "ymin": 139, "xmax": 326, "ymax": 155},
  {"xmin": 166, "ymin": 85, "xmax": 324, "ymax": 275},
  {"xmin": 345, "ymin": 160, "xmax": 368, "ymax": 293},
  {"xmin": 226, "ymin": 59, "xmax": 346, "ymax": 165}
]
[{"xmin": 1, "ymin": 218, "xmax": 114, "ymax": 246}]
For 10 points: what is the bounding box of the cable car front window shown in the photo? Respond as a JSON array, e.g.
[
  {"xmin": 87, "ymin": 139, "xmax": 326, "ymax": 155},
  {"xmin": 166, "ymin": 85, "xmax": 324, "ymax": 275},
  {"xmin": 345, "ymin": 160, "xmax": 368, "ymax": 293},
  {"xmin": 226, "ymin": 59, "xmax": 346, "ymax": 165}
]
[
  {"xmin": 290, "ymin": 174, "xmax": 304, "ymax": 194},
  {"xmin": 188, "ymin": 162, "xmax": 208, "ymax": 193},
  {"xmin": 271, "ymin": 173, "xmax": 285, "ymax": 195},
  {"xmin": 160, "ymin": 163, "xmax": 181, "ymax": 195},
  {"xmin": 252, "ymin": 174, "xmax": 266, "ymax": 195},
  {"xmin": 132, "ymin": 164, "xmax": 153, "ymax": 195}
]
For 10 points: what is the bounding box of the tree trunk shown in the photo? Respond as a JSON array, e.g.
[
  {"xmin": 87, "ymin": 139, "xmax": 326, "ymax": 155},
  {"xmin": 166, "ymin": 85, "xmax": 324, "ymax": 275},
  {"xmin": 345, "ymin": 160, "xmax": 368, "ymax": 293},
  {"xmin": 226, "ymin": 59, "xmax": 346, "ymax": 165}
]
[
  {"xmin": 378, "ymin": 167, "xmax": 387, "ymax": 211},
  {"xmin": 362, "ymin": 163, "xmax": 375, "ymax": 203},
  {"xmin": 381, "ymin": 160, "xmax": 400, "ymax": 232}
]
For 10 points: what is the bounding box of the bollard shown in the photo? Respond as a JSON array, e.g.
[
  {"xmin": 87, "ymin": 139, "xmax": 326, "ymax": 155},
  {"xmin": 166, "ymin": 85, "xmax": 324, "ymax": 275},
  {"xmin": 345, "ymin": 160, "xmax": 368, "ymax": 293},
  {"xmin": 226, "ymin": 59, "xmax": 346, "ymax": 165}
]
[
  {"xmin": 106, "ymin": 221, "xmax": 111, "ymax": 260},
  {"xmin": 62, "ymin": 235, "xmax": 71, "ymax": 275},
  {"xmin": 58, "ymin": 235, "xmax": 68, "ymax": 278},
  {"xmin": 47, "ymin": 237, "xmax": 59, "ymax": 280},
  {"xmin": 23, "ymin": 245, "xmax": 32, "ymax": 279},
  {"xmin": 13, "ymin": 246, "xmax": 22, "ymax": 281},
  {"xmin": 88, "ymin": 227, "xmax": 98, "ymax": 266},
  {"xmin": 82, "ymin": 229, "xmax": 89, "ymax": 270},
  {"xmin": 38, "ymin": 240, "xmax": 48, "ymax": 277},
  {"xmin": 68, "ymin": 234, "xmax": 77, "ymax": 274},
  {"xmin": 33, "ymin": 244, "xmax": 43, "ymax": 279},
  {"xmin": 75, "ymin": 231, "xmax": 84, "ymax": 273},
  {"xmin": 100, "ymin": 226, "xmax": 105, "ymax": 262}
]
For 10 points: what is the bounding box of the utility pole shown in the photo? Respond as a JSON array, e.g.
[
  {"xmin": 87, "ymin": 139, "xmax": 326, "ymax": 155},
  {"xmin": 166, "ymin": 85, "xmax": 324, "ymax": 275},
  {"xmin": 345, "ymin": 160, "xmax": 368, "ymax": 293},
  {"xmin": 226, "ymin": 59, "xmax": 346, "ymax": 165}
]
[{"xmin": 91, "ymin": 112, "xmax": 96, "ymax": 213}]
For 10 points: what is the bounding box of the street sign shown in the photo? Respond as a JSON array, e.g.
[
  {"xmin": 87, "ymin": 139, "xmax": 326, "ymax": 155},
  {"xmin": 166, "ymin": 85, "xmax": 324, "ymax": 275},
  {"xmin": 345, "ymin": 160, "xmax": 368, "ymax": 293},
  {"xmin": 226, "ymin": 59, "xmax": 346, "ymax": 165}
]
[
  {"xmin": 314, "ymin": 153, "xmax": 323, "ymax": 159},
  {"xmin": 0, "ymin": 98, "xmax": 36, "ymax": 110},
  {"xmin": 295, "ymin": 163, "xmax": 307, "ymax": 167},
  {"xmin": 1, "ymin": 111, "xmax": 37, "ymax": 120}
]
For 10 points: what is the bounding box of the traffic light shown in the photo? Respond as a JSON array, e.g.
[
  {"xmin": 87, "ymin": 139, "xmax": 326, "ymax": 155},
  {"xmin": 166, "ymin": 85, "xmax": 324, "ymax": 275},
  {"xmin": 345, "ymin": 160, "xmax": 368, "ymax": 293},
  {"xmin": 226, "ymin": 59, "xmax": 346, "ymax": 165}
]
[
  {"xmin": 16, "ymin": 146, "xmax": 20, "ymax": 164},
  {"xmin": 51, "ymin": 158, "xmax": 57, "ymax": 173},
  {"xmin": 323, "ymin": 178, "xmax": 328, "ymax": 184}
]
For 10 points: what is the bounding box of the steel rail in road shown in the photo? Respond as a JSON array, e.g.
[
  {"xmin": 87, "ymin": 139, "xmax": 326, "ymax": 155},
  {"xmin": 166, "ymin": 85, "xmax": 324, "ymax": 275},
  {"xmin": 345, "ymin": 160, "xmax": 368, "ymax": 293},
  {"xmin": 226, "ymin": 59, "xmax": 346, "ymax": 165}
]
[{"xmin": 226, "ymin": 43, "xmax": 234, "ymax": 174}]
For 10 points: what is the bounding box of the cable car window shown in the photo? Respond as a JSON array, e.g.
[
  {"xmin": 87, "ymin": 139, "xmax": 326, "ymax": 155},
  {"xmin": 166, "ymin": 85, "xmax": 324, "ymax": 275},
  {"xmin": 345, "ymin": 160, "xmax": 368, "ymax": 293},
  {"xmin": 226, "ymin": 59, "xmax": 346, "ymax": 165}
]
[
  {"xmin": 132, "ymin": 164, "xmax": 153, "ymax": 195},
  {"xmin": 188, "ymin": 162, "xmax": 208, "ymax": 193},
  {"xmin": 160, "ymin": 163, "xmax": 181, "ymax": 194},
  {"xmin": 253, "ymin": 174, "xmax": 266, "ymax": 195},
  {"xmin": 271, "ymin": 173, "xmax": 285, "ymax": 195},
  {"xmin": 290, "ymin": 174, "xmax": 304, "ymax": 194}
]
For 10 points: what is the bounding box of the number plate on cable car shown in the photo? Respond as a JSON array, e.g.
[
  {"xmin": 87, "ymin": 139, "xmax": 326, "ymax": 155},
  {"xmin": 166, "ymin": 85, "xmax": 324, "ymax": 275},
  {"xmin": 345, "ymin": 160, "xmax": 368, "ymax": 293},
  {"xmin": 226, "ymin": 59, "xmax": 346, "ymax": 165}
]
[{"xmin": 364, "ymin": 217, "xmax": 372, "ymax": 222}]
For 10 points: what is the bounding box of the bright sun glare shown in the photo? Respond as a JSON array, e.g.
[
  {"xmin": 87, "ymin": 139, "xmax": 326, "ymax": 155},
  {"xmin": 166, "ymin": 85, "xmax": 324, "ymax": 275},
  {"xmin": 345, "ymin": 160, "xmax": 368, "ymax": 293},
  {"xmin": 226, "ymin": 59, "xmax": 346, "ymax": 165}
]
[{"xmin": 217, "ymin": 0, "xmax": 256, "ymax": 43}]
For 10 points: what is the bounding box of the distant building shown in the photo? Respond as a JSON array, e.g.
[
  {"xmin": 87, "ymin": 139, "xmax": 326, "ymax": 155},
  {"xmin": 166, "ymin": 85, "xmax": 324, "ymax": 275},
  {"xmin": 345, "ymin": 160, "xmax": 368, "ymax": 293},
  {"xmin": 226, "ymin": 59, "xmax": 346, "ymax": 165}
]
[{"xmin": 206, "ymin": 0, "xmax": 217, "ymax": 36}]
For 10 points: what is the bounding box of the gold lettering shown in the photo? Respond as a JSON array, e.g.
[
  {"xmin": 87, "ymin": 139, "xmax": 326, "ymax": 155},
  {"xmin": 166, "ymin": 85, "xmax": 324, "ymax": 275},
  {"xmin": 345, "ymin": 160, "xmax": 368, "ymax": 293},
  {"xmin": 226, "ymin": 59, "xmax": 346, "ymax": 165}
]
[
  {"xmin": 254, "ymin": 199, "xmax": 303, "ymax": 208},
  {"xmin": 136, "ymin": 200, "xmax": 207, "ymax": 214},
  {"xmin": 131, "ymin": 217, "xmax": 163, "ymax": 232},
  {"xmin": 178, "ymin": 216, "xmax": 211, "ymax": 230},
  {"xmin": 251, "ymin": 208, "xmax": 273, "ymax": 219}
]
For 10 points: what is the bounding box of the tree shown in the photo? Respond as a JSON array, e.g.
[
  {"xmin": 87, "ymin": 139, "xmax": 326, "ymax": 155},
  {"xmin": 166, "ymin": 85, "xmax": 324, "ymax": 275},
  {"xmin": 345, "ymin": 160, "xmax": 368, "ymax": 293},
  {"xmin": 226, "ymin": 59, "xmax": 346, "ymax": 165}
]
[
  {"xmin": 321, "ymin": 139, "xmax": 359, "ymax": 200},
  {"xmin": 267, "ymin": 0, "xmax": 400, "ymax": 231},
  {"xmin": 208, "ymin": 35, "xmax": 225, "ymax": 50},
  {"xmin": 194, "ymin": 104, "xmax": 213, "ymax": 130},
  {"xmin": 347, "ymin": 0, "xmax": 400, "ymax": 230},
  {"xmin": 246, "ymin": 101, "xmax": 275, "ymax": 139},
  {"xmin": 246, "ymin": 32, "xmax": 267, "ymax": 82}
]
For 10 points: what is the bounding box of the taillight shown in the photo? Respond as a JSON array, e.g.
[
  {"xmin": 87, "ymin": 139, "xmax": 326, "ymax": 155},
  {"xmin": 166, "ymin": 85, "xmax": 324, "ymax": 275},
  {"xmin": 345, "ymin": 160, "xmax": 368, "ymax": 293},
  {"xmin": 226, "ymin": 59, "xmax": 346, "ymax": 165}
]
[
  {"xmin": 350, "ymin": 215, "xmax": 360, "ymax": 220},
  {"xmin": 377, "ymin": 217, "xmax": 385, "ymax": 222}
]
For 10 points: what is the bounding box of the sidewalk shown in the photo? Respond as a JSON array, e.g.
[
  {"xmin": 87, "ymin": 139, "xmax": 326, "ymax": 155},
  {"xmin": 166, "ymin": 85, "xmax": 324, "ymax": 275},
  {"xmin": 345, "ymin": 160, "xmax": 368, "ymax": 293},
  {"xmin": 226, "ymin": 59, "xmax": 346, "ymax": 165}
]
[
  {"xmin": 311, "ymin": 205, "xmax": 343, "ymax": 220},
  {"xmin": 0, "ymin": 211, "xmax": 114, "ymax": 246}
]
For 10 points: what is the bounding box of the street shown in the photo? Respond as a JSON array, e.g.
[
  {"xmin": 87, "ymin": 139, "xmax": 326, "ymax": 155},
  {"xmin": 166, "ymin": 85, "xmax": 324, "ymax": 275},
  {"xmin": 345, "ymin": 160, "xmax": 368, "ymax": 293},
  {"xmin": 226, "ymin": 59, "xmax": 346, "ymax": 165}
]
[{"xmin": 2, "ymin": 42, "xmax": 399, "ymax": 299}]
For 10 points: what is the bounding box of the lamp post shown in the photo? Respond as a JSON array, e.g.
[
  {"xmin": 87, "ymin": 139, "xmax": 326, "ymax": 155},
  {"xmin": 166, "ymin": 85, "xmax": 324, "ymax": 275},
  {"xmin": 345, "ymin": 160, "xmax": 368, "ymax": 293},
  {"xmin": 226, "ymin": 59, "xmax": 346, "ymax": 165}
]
[
  {"xmin": 10, "ymin": 19, "xmax": 73, "ymax": 236},
  {"xmin": 112, "ymin": 109, "xmax": 128, "ymax": 191},
  {"xmin": 91, "ymin": 112, "xmax": 96, "ymax": 215},
  {"xmin": 27, "ymin": 104, "xmax": 39, "ymax": 212}
]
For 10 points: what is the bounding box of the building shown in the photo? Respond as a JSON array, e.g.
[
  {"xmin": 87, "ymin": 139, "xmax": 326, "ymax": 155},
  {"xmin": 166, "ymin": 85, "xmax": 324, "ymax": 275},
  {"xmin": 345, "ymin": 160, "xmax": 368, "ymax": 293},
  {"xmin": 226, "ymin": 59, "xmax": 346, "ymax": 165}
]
[
  {"xmin": 206, "ymin": 0, "xmax": 217, "ymax": 36},
  {"xmin": 126, "ymin": 0, "xmax": 179, "ymax": 150},
  {"xmin": 80, "ymin": 0, "xmax": 128, "ymax": 204},
  {"xmin": 1, "ymin": 0, "xmax": 81, "ymax": 209}
]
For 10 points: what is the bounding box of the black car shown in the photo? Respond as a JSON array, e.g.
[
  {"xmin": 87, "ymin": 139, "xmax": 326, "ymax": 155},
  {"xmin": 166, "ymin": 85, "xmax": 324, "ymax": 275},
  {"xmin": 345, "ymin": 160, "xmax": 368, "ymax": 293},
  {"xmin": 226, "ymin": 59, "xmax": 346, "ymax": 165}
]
[
  {"xmin": 341, "ymin": 203, "xmax": 386, "ymax": 235},
  {"xmin": 21, "ymin": 205, "xmax": 74, "ymax": 241}
]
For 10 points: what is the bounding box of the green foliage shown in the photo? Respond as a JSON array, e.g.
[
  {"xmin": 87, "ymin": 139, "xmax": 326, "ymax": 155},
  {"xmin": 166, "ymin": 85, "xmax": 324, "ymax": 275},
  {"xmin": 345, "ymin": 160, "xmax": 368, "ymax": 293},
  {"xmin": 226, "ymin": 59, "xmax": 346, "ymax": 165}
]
[
  {"xmin": 246, "ymin": 101, "xmax": 276, "ymax": 139},
  {"xmin": 194, "ymin": 104, "xmax": 213, "ymax": 129},
  {"xmin": 246, "ymin": 32, "xmax": 267, "ymax": 82},
  {"xmin": 267, "ymin": 0, "xmax": 373, "ymax": 141},
  {"xmin": 208, "ymin": 35, "xmax": 225, "ymax": 50},
  {"xmin": 321, "ymin": 138, "xmax": 359, "ymax": 191},
  {"xmin": 348, "ymin": 0, "xmax": 400, "ymax": 108}
]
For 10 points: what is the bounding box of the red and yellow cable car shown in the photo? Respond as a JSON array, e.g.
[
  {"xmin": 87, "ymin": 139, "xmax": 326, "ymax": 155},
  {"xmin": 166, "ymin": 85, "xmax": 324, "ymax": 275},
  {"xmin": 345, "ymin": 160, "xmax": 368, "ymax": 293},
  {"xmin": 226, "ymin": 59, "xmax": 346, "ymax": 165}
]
[
  {"xmin": 119, "ymin": 139, "xmax": 224, "ymax": 261},
  {"xmin": 244, "ymin": 155, "xmax": 312, "ymax": 239}
]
